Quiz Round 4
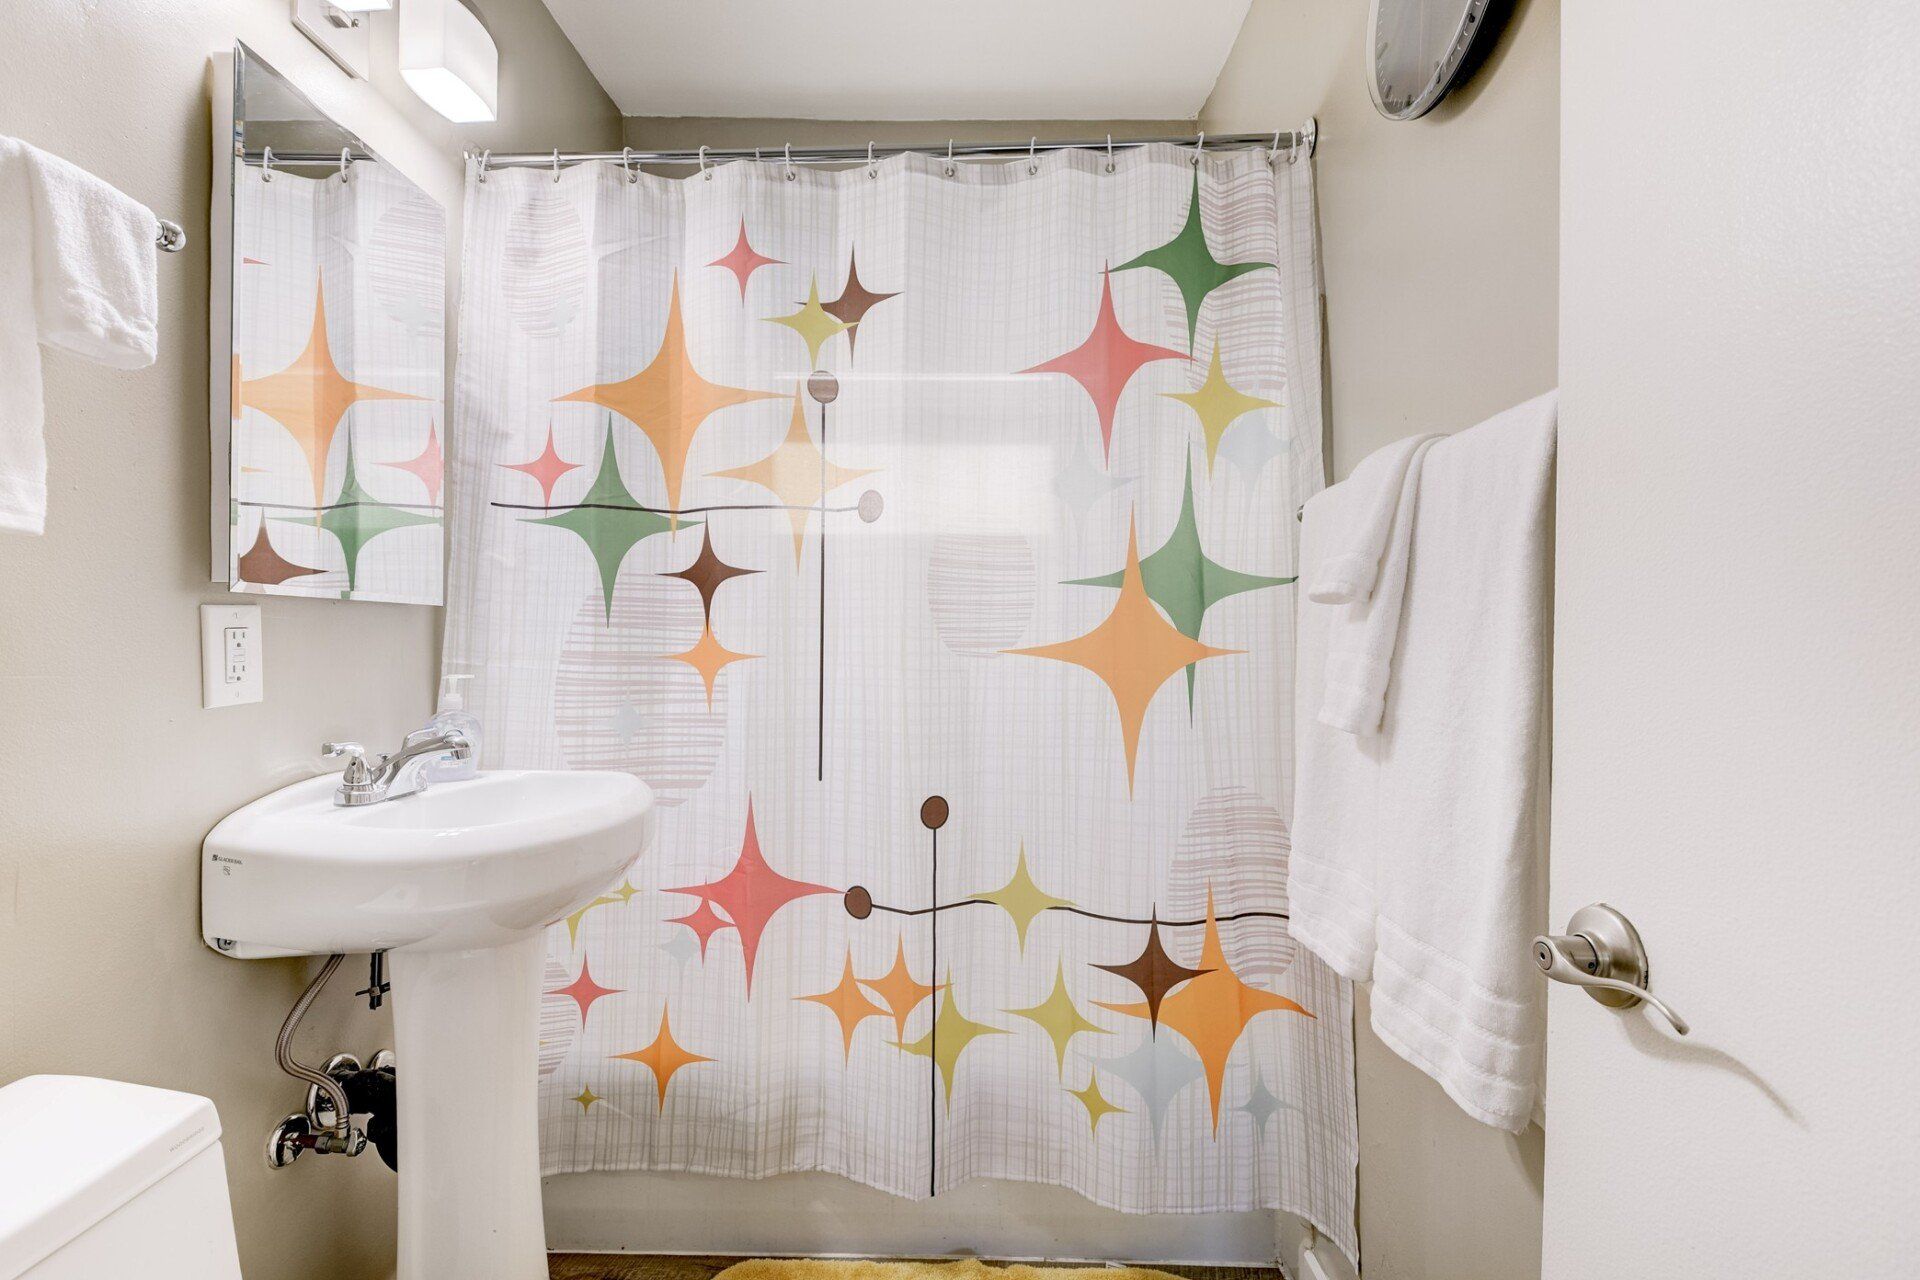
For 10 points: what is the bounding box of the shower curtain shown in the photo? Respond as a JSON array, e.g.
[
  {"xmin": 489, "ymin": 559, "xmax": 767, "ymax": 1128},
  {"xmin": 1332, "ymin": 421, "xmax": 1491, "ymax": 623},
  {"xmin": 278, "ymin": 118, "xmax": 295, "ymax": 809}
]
[{"xmin": 446, "ymin": 142, "xmax": 1355, "ymax": 1258}]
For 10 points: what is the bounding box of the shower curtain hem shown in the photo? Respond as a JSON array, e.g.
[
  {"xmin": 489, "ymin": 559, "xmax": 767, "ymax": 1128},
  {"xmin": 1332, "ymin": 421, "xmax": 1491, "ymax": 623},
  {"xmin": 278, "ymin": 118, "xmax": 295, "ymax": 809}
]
[{"xmin": 538, "ymin": 1158, "xmax": 1357, "ymax": 1265}]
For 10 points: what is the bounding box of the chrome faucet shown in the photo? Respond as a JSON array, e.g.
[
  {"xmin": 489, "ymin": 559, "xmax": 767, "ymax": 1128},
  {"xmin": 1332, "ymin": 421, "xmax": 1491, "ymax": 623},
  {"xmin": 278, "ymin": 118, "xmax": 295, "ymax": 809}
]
[{"xmin": 322, "ymin": 728, "xmax": 473, "ymax": 807}]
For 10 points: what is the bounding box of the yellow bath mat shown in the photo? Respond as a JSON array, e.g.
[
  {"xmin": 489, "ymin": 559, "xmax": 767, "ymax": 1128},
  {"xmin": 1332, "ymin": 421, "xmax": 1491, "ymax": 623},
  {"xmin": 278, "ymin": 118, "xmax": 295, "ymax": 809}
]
[{"xmin": 716, "ymin": 1259, "xmax": 1186, "ymax": 1280}]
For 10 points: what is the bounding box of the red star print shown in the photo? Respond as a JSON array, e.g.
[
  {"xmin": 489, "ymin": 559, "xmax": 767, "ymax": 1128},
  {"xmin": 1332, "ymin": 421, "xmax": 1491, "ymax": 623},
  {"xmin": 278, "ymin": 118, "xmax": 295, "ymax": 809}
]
[
  {"xmin": 709, "ymin": 220, "xmax": 783, "ymax": 298},
  {"xmin": 499, "ymin": 423, "xmax": 581, "ymax": 506},
  {"xmin": 381, "ymin": 420, "xmax": 445, "ymax": 505},
  {"xmin": 665, "ymin": 896, "xmax": 734, "ymax": 958},
  {"xmin": 665, "ymin": 798, "xmax": 835, "ymax": 996},
  {"xmin": 1020, "ymin": 268, "xmax": 1186, "ymax": 464},
  {"xmin": 547, "ymin": 954, "xmax": 622, "ymax": 1027}
]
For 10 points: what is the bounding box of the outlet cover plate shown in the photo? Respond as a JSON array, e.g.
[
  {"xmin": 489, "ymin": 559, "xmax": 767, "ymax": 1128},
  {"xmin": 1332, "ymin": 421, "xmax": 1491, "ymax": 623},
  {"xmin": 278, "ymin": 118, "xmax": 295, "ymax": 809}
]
[{"xmin": 201, "ymin": 604, "xmax": 264, "ymax": 709}]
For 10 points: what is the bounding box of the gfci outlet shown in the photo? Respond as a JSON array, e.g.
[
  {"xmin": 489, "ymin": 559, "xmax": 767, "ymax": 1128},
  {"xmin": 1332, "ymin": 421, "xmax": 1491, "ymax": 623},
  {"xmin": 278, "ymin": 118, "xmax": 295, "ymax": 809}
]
[{"xmin": 201, "ymin": 604, "xmax": 263, "ymax": 708}]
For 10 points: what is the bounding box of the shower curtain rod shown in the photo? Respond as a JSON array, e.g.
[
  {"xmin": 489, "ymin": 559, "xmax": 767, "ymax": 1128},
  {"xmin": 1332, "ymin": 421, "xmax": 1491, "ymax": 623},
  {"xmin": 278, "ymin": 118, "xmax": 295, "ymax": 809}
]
[{"xmin": 468, "ymin": 121, "xmax": 1316, "ymax": 172}]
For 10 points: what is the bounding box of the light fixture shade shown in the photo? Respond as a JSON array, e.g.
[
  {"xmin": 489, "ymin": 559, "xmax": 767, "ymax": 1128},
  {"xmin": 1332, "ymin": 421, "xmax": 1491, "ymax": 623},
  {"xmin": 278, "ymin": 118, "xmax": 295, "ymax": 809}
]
[
  {"xmin": 329, "ymin": 0, "xmax": 394, "ymax": 12},
  {"xmin": 398, "ymin": 0, "xmax": 498, "ymax": 123}
]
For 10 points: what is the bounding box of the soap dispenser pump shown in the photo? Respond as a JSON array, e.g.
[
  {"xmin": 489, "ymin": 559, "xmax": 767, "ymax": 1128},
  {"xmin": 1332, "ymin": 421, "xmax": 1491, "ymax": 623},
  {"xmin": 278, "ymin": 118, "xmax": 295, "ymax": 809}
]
[{"xmin": 420, "ymin": 673, "xmax": 481, "ymax": 786}]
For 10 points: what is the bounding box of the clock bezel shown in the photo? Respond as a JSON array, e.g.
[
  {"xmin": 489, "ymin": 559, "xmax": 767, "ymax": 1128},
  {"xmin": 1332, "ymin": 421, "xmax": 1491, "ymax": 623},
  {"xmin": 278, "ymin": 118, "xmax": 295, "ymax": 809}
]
[{"xmin": 1367, "ymin": 0, "xmax": 1497, "ymax": 122}]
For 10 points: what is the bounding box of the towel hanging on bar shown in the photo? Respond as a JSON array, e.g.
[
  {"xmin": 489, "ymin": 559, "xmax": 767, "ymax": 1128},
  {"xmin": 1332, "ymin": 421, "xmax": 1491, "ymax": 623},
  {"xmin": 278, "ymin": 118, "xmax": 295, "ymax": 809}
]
[{"xmin": 1, "ymin": 134, "xmax": 161, "ymax": 534}]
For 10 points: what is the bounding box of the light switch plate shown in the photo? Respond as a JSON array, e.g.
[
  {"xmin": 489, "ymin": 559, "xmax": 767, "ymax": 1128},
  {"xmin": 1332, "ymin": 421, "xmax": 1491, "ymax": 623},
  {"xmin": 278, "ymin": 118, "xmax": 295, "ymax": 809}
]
[{"xmin": 201, "ymin": 604, "xmax": 264, "ymax": 708}]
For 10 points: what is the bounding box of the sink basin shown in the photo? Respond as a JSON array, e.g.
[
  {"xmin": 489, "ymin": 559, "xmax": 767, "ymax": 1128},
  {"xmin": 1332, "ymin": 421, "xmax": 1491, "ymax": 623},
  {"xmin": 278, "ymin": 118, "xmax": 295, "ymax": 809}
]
[
  {"xmin": 203, "ymin": 769, "xmax": 652, "ymax": 958},
  {"xmin": 201, "ymin": 767, "xmax": 653, "ymax": 1280}
]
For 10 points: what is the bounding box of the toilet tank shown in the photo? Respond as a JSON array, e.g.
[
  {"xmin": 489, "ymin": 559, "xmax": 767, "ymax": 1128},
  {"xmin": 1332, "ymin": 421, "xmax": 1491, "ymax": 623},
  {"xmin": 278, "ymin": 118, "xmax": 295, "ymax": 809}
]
[{"xmin": 0, "ymin": 1076, "xmax": 243, "ymax": 1280}]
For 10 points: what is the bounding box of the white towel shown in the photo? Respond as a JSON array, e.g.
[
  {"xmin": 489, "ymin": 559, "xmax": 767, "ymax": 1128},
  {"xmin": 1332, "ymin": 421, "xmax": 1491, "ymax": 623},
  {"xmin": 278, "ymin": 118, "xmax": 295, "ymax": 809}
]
[
  {"xmin": 1319, "ymin": 434, "xmax": 1439, "ymax": 735},
  {"xmin": 0, "ymin": 137, "xmax": 159, "ymax": 534},
  {"xmin": 1287, "ymin": 480, "xmax": 1388, "ymax": 982},
  {"xmin": 1292, "ymin": 390, "xmax": 1557, "ymax": 1131},
  {"xmin": 1307, "ymin": 432, "xmax": 1443, "ymax": 604}
]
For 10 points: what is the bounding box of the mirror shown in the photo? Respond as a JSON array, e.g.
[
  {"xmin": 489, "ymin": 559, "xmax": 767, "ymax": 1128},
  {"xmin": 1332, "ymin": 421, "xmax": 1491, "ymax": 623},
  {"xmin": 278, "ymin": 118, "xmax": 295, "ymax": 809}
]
[{"xmin": 210, "ymin": 43, "xmax": 446, "ymax": 604}]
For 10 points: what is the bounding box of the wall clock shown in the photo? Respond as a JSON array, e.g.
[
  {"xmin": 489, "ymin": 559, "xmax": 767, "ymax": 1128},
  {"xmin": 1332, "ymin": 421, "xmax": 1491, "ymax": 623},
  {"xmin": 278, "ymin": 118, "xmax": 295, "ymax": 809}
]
[{"xmin": 1368, "ymin": 0, "xmax": 1497, "ymax": 121}]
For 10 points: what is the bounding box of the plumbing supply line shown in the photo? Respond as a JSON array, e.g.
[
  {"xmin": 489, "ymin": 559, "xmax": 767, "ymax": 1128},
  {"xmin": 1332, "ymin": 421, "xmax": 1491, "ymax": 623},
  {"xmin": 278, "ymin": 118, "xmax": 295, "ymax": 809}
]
[{"xmin": 276, "ymin": 952, "xmax": 352, "ymax": 1138}]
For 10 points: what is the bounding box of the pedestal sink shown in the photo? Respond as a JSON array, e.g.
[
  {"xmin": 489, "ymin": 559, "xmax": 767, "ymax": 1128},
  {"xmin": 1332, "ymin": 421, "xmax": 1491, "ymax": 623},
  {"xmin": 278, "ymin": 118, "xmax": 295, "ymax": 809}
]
[{"xmin": 201, "ymin": 769, "xmax": 654, "ymax": 1280}]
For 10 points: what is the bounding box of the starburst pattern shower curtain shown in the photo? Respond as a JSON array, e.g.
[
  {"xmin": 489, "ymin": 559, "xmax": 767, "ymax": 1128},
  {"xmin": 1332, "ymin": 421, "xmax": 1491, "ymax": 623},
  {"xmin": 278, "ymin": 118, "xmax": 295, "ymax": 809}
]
[{"xmin": 446, "ymin": 143, "xmax": 1355, "ymax": 1257}]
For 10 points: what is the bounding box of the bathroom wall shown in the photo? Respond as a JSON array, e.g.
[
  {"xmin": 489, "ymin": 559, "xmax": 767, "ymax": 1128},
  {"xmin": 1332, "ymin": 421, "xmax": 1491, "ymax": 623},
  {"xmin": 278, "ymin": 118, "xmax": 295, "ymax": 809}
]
[
  {"xmin": 1202, "ymin": 2, "xmax": 1559, "ymax": 1278},
  {"xmin": 0, "ymin": 5, "xmax": 618, "ymax": 1279}
]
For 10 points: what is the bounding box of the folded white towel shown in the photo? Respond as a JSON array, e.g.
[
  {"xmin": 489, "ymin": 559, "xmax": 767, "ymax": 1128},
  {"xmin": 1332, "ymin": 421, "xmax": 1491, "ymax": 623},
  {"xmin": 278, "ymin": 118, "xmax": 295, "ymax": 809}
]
[
  {"xmin": 1292, "ymin": 390, "xmax": 1557, "ymax": 1132},
  {"xmin": 0, "ymin": 136, "xmax": 159, "ymax": 534},
  {"xmin": 1307, "ymin": 432, "xmax": 1443, "ymax": 604},
  {"xmin": 1288, "ymin": 480, "xmax": 1387, "ymax": 983},
  {"xmin": 1319, "ymin": 434, "xmax": 1439, "ymax": 735}
]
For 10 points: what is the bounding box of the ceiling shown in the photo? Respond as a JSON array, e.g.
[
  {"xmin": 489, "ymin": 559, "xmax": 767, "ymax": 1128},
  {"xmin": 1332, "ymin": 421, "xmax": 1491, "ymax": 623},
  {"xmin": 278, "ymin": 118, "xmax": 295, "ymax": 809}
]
[{"xmin": 537, "ymin": 0, "xmax": 1253, "ymax": 121}]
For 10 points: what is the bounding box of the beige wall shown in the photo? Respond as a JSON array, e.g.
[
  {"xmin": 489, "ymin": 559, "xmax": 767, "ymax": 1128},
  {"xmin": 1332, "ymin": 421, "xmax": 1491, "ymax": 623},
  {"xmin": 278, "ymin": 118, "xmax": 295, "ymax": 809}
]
[
  {"xmin": 0, "ymin": 5, "xmax": 617, "ymax": 1280},
  {"xmin": 1205, "ymin": 0, "xmax": 1559, "ymax": 479},
  {"xmin": 1203, "ymin": 1, "xmax": 1558, "ymax": 1278}
]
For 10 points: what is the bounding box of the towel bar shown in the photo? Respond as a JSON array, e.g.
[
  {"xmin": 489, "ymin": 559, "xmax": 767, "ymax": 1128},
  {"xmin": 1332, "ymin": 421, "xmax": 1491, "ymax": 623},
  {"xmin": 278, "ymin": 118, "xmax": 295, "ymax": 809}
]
[{"xmin": 156, "ymin": 218, "xmax": 186, "ymax": 252}]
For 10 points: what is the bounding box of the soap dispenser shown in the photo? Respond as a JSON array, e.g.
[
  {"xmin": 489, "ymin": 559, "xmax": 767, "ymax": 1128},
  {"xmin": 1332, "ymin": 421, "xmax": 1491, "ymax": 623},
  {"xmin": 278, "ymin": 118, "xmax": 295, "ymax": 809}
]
[{"xmin": 419, "ymin": 673, "xmax": 481, "ymax": 786}]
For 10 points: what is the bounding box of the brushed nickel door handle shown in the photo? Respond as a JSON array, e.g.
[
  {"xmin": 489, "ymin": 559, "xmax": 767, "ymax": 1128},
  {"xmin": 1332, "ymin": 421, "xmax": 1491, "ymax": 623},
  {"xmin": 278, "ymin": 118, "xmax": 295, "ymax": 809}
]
[{"xmin": 1534, "ymin": 902, "xmax": 1691, "ymax": 1035}]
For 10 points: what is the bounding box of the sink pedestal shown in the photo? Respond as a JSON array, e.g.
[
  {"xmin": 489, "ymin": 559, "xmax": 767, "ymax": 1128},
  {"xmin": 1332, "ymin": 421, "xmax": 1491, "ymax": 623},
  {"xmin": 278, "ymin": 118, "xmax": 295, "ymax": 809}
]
[
  {"xmin": 391, "ymin": 935, "xmax": 548, "ymax": 1280},
  {"xmin": 201, "ymin": 767, "xmax": 653, "ymax": 1280}
]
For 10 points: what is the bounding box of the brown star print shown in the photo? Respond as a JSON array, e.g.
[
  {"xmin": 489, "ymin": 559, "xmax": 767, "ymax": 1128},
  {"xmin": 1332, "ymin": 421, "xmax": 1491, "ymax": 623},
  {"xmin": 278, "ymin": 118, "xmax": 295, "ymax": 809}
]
[
  {"xmin": 237, "ymin": 524, "xmax": 323, "ymax": 587},
  {"xmin": 822, "ymin": 251, "xmax": 899, "ymax": 355},
  {"xmin": 1094, "ymin": 914, "xmax": 1212, "ymax": 1031},
  {"xmin": 665, "ymin": 527, "xmax": 759, "ymax": 623}
]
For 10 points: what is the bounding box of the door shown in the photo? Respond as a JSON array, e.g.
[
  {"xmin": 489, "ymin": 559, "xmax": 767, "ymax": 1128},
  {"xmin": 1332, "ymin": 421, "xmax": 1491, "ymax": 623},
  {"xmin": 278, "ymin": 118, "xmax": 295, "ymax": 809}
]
[{"xmin": 1550, "ymin": 4, "xmax": 1918, "ymax": 1277}]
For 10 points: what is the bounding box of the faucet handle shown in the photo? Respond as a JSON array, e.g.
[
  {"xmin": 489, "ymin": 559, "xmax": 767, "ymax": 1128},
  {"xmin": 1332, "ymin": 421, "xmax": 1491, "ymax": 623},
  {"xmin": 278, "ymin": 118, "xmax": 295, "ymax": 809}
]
[{"xmin": 322, "ymin": 742, "xmax": 372, "ymax": 783}]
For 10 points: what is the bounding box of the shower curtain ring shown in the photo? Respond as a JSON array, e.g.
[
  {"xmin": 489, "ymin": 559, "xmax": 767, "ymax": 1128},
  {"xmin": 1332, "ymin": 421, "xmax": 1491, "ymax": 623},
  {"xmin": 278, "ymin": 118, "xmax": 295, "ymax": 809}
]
[
  {"xmin": 339, "ymin": 148, "xmax": 351, "ymax": 183},
  {"xmin": 1027, "ymin": 136, "xmax": 1038, "ymax": 176},
  {"xmin": 699, "ymin": 145, "xmax": 711, "ymax": 180},
  {"xmin": 867, "ymin": 141, "xmax": 877, "ymax": 179},
  {"xmin": 1105, "ymin": 133, "xmax": 1115, "ymax": 174},
  {"xmin": 1192, "ymin": 131, "xmax": 1205, "ymax": 167},
  {"xmin": 551, "ymin": 149, "xmax": 562, "ymax": 183},
  {"xmin": 944, "ymin": 140, "xmax": 956, "ymax": 178},
  {"xmin": 1269, "ymin": 128, "xmax": 1283, "ymax": 167},
  {"xmin": 784, "ymin": 143, "xmax": 796, "ymax": 182},
  {"xmin": 622, "ymin": 147, "xmax": 637, "ymax": 183},
  {"xmin": 260, "ymin": 145, "xmax": 273, "ymax": 183}
]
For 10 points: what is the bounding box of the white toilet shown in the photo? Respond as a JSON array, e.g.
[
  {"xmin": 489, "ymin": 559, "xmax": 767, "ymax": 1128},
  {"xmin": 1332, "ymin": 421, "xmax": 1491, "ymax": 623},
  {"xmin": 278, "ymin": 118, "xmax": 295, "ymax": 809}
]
[{"xmin": 0, "ymin": 1076, "xmax": 244, "ymax": 1280}]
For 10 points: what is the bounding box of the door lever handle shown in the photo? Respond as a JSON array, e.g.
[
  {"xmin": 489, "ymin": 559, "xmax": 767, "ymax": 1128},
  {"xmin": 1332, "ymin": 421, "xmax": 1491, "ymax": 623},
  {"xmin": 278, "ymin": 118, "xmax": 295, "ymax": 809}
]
[{"xmin": 1533, "ymin": 902, "xmax": 1690, "ymax": 1035}]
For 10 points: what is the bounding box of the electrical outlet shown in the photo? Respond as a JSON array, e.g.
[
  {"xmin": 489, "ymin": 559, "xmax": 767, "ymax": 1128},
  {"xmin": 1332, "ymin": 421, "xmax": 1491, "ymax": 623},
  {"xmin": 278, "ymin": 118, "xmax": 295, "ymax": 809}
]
[{"xmin": 201, "ymin": 604, "xmax": 264, "ymax": 708}]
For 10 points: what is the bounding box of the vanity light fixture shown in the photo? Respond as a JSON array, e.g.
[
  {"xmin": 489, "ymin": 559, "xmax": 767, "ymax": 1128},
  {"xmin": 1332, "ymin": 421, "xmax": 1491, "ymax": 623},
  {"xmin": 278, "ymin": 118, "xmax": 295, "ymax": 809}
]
[
  {"xmin": 398, "ymin": 0, "xmax": 498, "ymax": 123},
  {"xmin": 327, "ymin": 0, "xmax": 393, "ymax": 11}
]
